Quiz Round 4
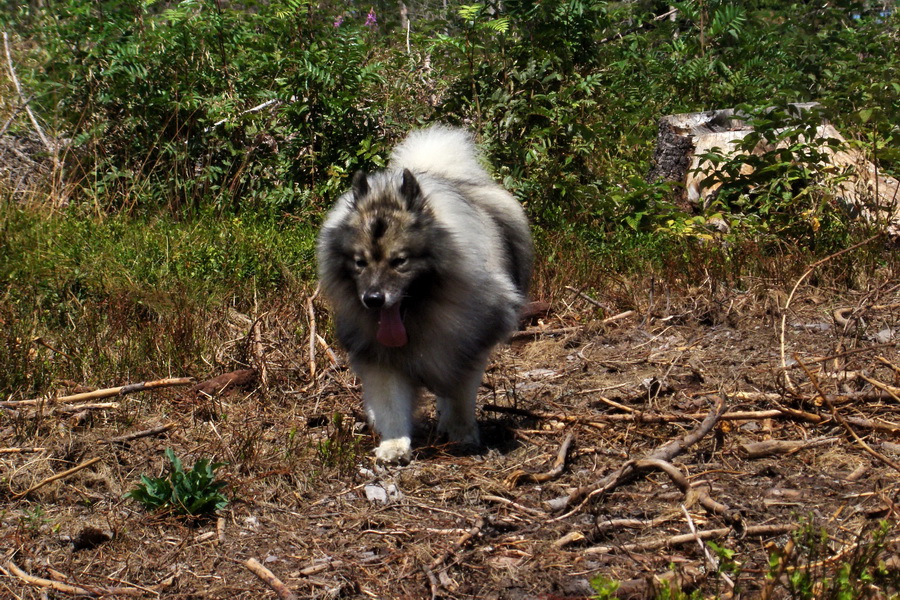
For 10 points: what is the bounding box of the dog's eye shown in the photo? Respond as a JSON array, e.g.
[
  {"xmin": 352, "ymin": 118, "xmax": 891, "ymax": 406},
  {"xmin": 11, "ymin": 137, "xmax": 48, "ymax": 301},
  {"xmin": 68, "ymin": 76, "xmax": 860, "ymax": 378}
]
[
  {"xmin": 390, "ymin": 256, "xmax": 408, "ymax": 269},
  {"xmin": 354, "ymin": 258, "xmax": 368, "ymax": 269}
]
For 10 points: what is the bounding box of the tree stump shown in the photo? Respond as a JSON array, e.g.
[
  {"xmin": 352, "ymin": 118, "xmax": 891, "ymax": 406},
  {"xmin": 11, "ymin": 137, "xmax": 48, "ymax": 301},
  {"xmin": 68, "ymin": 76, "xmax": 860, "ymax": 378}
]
[{"xmin": 647, "ymin": 104, "xmax": 900, "ymax": 236}]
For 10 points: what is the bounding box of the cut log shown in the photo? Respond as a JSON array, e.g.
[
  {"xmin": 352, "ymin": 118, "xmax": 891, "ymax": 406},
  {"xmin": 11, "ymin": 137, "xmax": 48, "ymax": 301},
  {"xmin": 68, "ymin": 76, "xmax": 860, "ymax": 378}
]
[{"xmin": 648, "ymin": 104, "xmax": 900, "ymax": 236}]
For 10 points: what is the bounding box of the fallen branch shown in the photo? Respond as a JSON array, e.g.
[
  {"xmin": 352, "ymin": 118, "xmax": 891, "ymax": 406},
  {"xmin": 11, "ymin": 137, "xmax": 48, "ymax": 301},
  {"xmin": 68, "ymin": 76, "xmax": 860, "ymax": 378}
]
[
  {"xmin": 307, "ymin": 286, "xmax": 320, "ymax": 380},
  {"xmin": 737, "ymin": 437, "xmax": 838, "ymax": 459},
  {"xmin": 506, "ymin": 432, "xmax": 574, "ymax": 486},
  {"xmin": 632, "ymin": 458, "xmax": 738, "ymax": 523},
  {"xmin": 5, "ymin": 561, "xmax": 97, "ymax": 596},
  {"xmin": 0, "ymin": 447, "xmax": 46, "ymax": 454},
  {"xmin": 243, "ymin": 557, "xmax": 297, "ymax": 600},
  {"xmin": 2, "ymin": 377, "xmax": 195, "ymax": 407},
  {"xmin": 103, "ymin": 422, "xmax": 177, "ymax": 444},
  {"xmin": 796, "ymin": 356, "xmax": 900, "ymax": 474},
  {"xmin": 482, "ymin": 494, "xmax": 547, "ymax": 517},
  {"xmin": 53, "ymin": 402, "xmax": 118, "ymax": 414},
  {"xmin": 485, "ymin": 402, "xmax": 900, "ymax": 434},
  {"xmin": 584, "ymin": 523, "xmax": 795, "ymax": 555},
  {"xmin": 549, "ymin": 395, "xmax": 727, "ymax": 515},
  {"xmin": 429, "ymin": 517, "xmax": 485, "ymax": 572},
  {"xmin": 12, "ymin": 456, "xmax": 102, "ymax": 499},
  {"xmin": 250, "ymin": 314, "xmax": 269, "ymax": 393},
  {"xmin": 510, "ymin": 326, "xmax": 582, "ymax": 341}
]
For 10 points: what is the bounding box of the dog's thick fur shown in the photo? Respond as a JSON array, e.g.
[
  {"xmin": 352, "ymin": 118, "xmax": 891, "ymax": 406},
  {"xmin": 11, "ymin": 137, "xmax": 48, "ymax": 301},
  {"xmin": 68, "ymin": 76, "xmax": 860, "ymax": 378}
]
[{"xmin": 317, "ymin": 126, "xmax": 532, "ymax": 463}]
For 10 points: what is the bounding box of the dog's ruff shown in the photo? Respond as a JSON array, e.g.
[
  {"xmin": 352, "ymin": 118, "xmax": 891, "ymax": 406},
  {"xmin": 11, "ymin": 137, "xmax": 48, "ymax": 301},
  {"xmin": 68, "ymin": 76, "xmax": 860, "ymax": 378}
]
[{"xmin": 317, "ymin": 125, "xmax": 532, "ymax": 463}]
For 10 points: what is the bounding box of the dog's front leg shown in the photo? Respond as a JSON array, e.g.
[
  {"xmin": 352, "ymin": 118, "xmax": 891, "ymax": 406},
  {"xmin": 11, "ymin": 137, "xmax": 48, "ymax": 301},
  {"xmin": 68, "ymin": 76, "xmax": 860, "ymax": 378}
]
[{"xmin": 355, "ymin": 363, "xmax": 415, "ymax": 464}]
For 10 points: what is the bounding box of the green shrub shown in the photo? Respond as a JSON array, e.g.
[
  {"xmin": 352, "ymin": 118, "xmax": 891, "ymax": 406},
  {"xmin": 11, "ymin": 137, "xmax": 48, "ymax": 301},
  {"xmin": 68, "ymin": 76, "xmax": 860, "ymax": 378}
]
[{"xmin": 125, "ymin": 448, "xmax": 228, "ymax": 517}]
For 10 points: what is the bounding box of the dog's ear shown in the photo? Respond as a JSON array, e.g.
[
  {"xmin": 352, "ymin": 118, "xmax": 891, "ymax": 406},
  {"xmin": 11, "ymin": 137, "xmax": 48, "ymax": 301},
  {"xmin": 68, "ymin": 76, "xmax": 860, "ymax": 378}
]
[
  {"xmin": 400, "ymin": 168, "xmax": 424, "ymax": 212},
  {"xmin": 351, "ymin": 170, "xmax": 369, "ymax": 207}
]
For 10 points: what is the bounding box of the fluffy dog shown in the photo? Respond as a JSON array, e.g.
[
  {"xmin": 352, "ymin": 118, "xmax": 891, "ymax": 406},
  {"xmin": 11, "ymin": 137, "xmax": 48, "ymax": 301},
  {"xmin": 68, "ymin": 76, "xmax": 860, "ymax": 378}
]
[{"xmin": 317, "ymin": 125, "xmax": 532, "ymax": 463}]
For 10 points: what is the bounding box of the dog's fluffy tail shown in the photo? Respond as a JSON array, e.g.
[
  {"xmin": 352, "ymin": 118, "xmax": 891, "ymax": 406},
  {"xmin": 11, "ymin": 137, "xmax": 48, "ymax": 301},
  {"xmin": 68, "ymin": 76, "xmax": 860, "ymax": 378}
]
[{"xmin": 389, "ymin": 125, "xmax": 492, "ymax": 182}]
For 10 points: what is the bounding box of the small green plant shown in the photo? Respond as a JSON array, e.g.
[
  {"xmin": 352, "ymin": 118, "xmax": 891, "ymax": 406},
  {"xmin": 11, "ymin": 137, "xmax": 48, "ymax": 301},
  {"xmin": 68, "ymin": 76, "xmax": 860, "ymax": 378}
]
[
  {"xmin": 589, "ymin": 574, "xmax": 620, "ymax": 599},
  {"xmin": 19, "ymin": 505, "xmax": 50, "ymax": 534},
  {"xmin": 125, "ymin": 448, "xmax": 228, "ymax": 517},
  {"xmin": 315, "ymin": 412, "xmax": 362, "ymax": 474},
  {"xmin": 773, "ymin": 519, "xmax": 900, "ymax": 600}
]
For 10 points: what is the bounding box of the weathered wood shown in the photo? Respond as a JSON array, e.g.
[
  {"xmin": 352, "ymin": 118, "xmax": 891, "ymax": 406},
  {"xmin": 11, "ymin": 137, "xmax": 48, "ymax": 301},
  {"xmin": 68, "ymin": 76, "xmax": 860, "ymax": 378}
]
[{"xmin": 648, "ymin": 104, "xmax": 900, "ymax": 236}]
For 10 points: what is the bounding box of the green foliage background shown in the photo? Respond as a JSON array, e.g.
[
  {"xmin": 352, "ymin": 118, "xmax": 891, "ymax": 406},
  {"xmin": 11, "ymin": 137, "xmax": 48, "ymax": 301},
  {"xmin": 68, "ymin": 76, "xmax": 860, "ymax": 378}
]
[{"xmin": 1, "ymin": 0, "xmax": 898, "ymax": 397}]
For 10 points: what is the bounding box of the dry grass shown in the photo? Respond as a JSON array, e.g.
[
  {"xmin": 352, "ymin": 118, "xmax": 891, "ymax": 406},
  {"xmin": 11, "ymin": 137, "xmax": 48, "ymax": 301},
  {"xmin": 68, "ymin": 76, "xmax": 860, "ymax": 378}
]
[{"xmin": 2, "ymin": 262, "xmax": 900, "ymax": 598}]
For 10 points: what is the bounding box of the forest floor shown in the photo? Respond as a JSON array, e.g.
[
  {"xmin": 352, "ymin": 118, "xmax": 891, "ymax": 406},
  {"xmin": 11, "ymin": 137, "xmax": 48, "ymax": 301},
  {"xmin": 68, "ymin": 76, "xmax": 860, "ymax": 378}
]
[{"xmin": 2, "ymin": 269, "xmax": 900, "ymax": 599}]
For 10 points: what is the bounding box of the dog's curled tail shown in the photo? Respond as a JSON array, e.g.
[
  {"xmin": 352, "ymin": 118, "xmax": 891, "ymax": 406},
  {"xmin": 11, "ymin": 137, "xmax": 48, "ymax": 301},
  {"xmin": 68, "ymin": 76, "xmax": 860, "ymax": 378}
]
[{"xmin": 388, "ymin": 125, "xmax": 492, "ymax": 183}]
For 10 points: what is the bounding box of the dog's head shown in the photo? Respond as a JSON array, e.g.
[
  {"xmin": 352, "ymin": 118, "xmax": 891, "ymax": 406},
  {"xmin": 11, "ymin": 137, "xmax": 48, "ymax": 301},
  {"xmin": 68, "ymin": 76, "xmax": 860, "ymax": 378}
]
[{"xmin": 341, "ymin": 169, "xmax": 435, "ymax": 310}]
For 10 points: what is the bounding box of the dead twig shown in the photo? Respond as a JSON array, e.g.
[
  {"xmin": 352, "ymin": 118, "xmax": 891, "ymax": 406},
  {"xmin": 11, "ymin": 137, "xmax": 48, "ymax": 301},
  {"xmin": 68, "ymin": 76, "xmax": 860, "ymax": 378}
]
[
  {"xmin": 796, "ymin": 355, "xmax": 900, "ymax": 474},
  {"xmin": 5, "ymin": 561, "xmax": 97, "ymax": 596},
  {"xmin": 584, "ymin": 523, "xmax": 796, "ymax": 555},
  {"xmin": 737, "ymin": 437, "xmax": 838, "ymax": 459},
  {"xmin": 250, "ymin": 314, "xmax": 270, "ymax": 393},
  {"xmin": 3, "ymin": 377, "xmax": 196, "ymax": 407},
  {"xmin": 103, "ymin": 422, "xmax": 177, "ymax": 444},
  {"xmin": 429, "ymin": 517, "xmax": 485, "ymax": 572},
  {"xmin": 485, "ymin": 402, "xmax": 900, "ymax": 435},
  {"xmin": 12, "ymin": 456, "xmax": 102, "ymax": 499},
  {"xmin": 0, "ymin": 447, "xmax": 45, "ymax": 454},
  {"xmin": 549, "ymin": 394, "xmax": 727, "ymax": 516},
  {"xmin": 481, "ymin": 494, "xmax": 546, "ymax": 517},
  {"xmin": 511, "ymin": 326, "xmax": 582, "ymax": 341},
  {"xmin": 243, "ymin": 557, "xmax": 297, "ymax": 600},
  {"xmin": 506, "ymin": 432, "xmax": 574, "ymax": 486},
  {"xmin": 632, "ymin": 458, "xmax": 738, "ymax": 523},
  {"xmin": 2, "ymin": 33, "xmax": 58, "ymax": 167},
  {"xmin": 307, "ymin": 286, "xmax": 320, "ymax": 380},
  {"xmin": 681, "ymin": 504, "xmax": 734, "ymax": 590}
]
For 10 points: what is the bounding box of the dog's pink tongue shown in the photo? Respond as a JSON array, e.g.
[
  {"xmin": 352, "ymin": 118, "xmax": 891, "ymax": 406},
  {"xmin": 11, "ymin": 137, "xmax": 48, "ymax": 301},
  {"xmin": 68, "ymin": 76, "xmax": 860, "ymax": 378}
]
[{"xmin": 377, "ymin": 304, "xmax": 408, "ymax": 347}]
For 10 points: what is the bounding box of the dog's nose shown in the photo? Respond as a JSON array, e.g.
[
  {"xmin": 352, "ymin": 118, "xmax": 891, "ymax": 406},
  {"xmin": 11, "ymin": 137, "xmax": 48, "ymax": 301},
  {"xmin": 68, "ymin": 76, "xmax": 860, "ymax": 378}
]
[{"xmin": 362, "ymin": 291, "xmax": 385, "ymax": 309}]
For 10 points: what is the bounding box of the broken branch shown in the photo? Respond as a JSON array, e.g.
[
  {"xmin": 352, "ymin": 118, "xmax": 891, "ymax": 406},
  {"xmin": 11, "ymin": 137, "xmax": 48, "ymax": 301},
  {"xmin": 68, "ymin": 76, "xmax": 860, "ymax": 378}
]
[
  {"xmin": 243, "ymin": 557, "xmax": 297, "ymax": 600},
  {"xmin": 12, "ymin": 456, "xmax": 102, "ymax": 499}
]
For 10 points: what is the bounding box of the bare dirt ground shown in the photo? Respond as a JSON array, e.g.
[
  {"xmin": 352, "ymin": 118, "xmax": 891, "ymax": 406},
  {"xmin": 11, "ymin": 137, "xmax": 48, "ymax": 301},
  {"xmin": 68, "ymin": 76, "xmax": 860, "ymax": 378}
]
[{"xmin": 2, "ymin": 271, "xmax": 900, "ymax": 599}]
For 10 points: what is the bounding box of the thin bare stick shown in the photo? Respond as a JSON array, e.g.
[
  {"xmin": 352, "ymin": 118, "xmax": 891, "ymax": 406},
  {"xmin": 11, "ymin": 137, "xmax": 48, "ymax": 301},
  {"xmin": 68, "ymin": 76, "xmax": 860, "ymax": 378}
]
[
  {"xmin": 3, "ymin": 377, "xmax": 195, "ymax": 407},
  {"xmin": 3, "ymin": 32, "xmax": 55, "ymax": 159},
  {"xmin": 859, "ymin": 374, "xmax": 900, "ymax": 402},
  {"xmin": 243, "ymin": 558, "xmax": 297, "ymax": 600},
  {"xmin": 430, "ymin": 517, "xmax": 485, "ymax": 571},
  {"xmin": 250, "ymin": 314, "xmax": 269, "ymax": 392},
  {"xmin": 633, "ymin": 458, "xmax": 737, "ymax": 522},
  {"xmin": 550, "ymin": 394, "xmax": 726, "ymax": 516},
  {"xmin": 6, "ymin": 561, "xmax": 96, "ymax": 596},
  {"xmin": 482, "ymin": 494, "xmax": 546, "ymax": 517},
  {"xmin": 103, "ymin": 422, "xmax": 177, "ymax": 444},
  {"xmin": 796, "ymin": 356, "xmax": 900, "ymax": 474},
  {"xmin": 307, "ymin": 286, "xmax": 320, "ymax": 380},
  {"xmin": 486, "ymin": 403, "xmax": 900, "ymax": 434},
  {"xmin": 506, "ymin": 432, "xmax": 574, "ymax": 486},
  {"xmin": 682, "ymin": 504, "xmax": 734, "ymax": 590},
  {"xmin": 511, "ymin": 326, "xmax": 582, "ymax": 341},
  {"xmin": 584, "ymin": 523, "xmax": 795, "ymax": 555},
  {"xmin": 0, "ymin": 447, "xmax": 45, "ymax": 454},
  {"xmin": 12, "ymin": 456, "xmax": 102, "ymax": 499}
]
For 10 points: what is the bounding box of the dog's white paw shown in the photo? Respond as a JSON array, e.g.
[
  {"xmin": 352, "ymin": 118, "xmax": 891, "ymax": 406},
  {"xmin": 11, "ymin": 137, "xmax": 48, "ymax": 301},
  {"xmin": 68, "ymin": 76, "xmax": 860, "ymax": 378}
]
[{"xmin": 375, "ymin": 437, "xmax": 412, "ymax": 465}]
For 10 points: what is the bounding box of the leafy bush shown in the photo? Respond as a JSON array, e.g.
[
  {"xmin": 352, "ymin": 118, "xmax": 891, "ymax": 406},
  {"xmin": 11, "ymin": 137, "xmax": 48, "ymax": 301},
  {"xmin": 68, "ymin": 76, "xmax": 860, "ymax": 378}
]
[
  {"xmin": 693, "ymin": 103, "xmax": 854, "ymax": 250},
  {"xmin": 125, "ymin": 448, "xmax": 228, "ymax": 517}
]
